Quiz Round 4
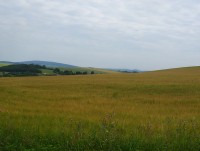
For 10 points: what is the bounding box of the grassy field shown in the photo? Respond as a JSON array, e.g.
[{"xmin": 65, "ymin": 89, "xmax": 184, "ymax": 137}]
[
  {"xmin": 40, "ymin": 69, "xmax": 54, "ymax": 75},
  {"xmin": 0, "ymin": 63, "xmax": 9, "ymax": 67},
  {"xmin": 0, "ymin": 67, "xmax": 200, "ymax": 150}
]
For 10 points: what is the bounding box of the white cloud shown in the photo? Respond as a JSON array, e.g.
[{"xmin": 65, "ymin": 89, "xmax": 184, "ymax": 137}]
[{"xmin": 0, "ymin": 0, "xmax": 200, "ymax": 69}]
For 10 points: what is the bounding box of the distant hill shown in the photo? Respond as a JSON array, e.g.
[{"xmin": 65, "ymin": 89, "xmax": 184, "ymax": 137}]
[
  {"xmin": 0, "ymin": 60, "xmax": 134, "ymax": 74},
  {"xmin": 151, "ymin": 66, "xmax": 200, "ymax": 75},
  {"xmin": 0, "ymin": 61, "xmax": 13, "ymax": 67},
  {"xmin": 0, "ymin": 61, "xmax": 121, "ymax": 74},
  {"xmin": 15, "ymin": 61, "xmax": 77, "ymax": 68},
  {"xmin": 106, "ymin": 68, "xmax": 142, "ymax": 73},
  {"xmin": 0, "ymin": 61, "xmax": 14, "ymax": 64}
]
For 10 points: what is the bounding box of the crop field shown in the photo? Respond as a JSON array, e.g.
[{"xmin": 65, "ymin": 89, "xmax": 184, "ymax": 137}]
[{"xmin": 0, "ymin": 67, "xmax": 200, "ymax": 150}]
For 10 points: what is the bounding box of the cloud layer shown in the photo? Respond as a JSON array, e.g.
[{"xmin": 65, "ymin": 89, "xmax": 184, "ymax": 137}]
[{"xmin": 0, "ymin": 0, "xmax": 200, "ymax": 70}]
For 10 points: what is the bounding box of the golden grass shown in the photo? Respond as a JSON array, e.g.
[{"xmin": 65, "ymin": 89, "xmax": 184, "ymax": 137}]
[
  {"xmin": 0, "ymin": 67, "xmax": 200, "ymax": 150},
  {"xmin": 1, "ymin": 67, "xmax": 200, "ymax": 123}
]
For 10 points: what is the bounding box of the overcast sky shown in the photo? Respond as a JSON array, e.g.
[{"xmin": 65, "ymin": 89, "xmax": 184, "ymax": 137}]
[{"xmin": 0, "ymin": 0, "xmax": 200, "ymax": 70}]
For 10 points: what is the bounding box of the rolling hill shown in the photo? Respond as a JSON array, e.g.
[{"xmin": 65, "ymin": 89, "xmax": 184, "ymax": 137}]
[
  {"xmin": 15, "ymin": 61, "xmax": 77, "ymax": 68},
  {"xmin": 0, "ymin": 60, "xmax": 120, "ymax": 74},
  {"xmin": 0, "ymin": 61, "xmax": 13, "ymax": 67},
  {"xmin": 147, "ymin": 66, "xmax": 200, "ymax": 75}
]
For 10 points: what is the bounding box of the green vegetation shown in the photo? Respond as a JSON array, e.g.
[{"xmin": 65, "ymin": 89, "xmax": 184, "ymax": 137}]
[
  {"xmin": 0, "ymin": 63, "xmax": 10, "ymax": 67},
  {"xmin": 0, "ymin": 67, "xmax": 200, "ymax": 150},
  {"xmin": 0, "ymin": 64, "xmax": 99, "ymax": 77},
  {"xmin": 53, "ymin": 67, "xmax": 95, "ymax": 75},
  {"xmin": 40, "ymin": 69, "xmax": 54, "ymax": 75},
  {"xmin": 59, "ymin": 67, "xmax": 119, "ymax": 74},
  {"xmin": 0, "ymin": 62, "xmax": 119, "ymax": 77},
  {"xmin": 0, "ymin": 64, "xmax": 45, "ymax": 77}
]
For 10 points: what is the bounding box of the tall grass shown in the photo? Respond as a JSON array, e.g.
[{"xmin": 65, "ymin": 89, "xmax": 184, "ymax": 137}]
[{"xmin": 0, "ymin": 68, "xmax": 200, "ymax": 150}]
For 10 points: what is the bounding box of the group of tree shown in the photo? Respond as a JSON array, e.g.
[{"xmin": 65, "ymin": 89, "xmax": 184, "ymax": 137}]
[
  {"xmin": 53, "ymin": 68, "xmax": 95, "ymax": 75},
  {"xmin": 0, "ymin": 64, "xmax": 46, "ymax": 77},
  {"xmin": 0, "ymin": 64, "xmax": 95, "ymax": 77}
]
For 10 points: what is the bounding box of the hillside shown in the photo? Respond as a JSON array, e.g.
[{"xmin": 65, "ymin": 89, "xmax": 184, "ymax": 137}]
[
  {"xmin": 0, "ymin": 63, "xmax": 9, "ymax": 67},
  {"xmin": 145, "ymin": 66, "xmax": 200, "ymax": 76},
  {"xmin": 0, "ymin": 60, "xmax": 120, "ymax": 75},
  {"xmin": 0, "ymin": 61, "xmax": 13, "ymax": 64},
  {"xmin": 0, "ymin": 64, "xmax": 46, "ymax": 76},
  {"xmin": 0, "ymin": 64, "xmax": 119, "ymax": 77},
  {"xmin": 16, "ymin": 61, "xmax": 77, "ymax": 68},
  {"xmin": 0, "ymin": 61, "xmax": 13, "ymax": 67},
  {"xmin": 19, "ymin": 61, "xmax": 120, "ymax": 74},
  {"xmin": 59, "ymin": 67, "xmax": 119, "ymax": 74}
]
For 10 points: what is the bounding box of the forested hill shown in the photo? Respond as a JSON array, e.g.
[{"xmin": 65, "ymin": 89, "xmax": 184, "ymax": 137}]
[
  {"xmin": 0, "ymin": 64, "xmax": 45, "ymax": 76},
  {"xmin": 16, "ymin": 61, "xmax": 77, "ymax": 68},
  {"xmin": 0, "ymin": 64, "xmax": 96, "ymax": 77}
]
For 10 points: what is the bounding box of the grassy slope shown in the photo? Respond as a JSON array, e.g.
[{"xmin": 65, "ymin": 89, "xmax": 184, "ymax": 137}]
[
  {"xmin": 0, "ymin": 59, "xmax": 120, "ymax": 74},
  {"xmin": 0, "ymin": 67, "xmax": 200, "ymax": 150},
  {"xmin": 59, "ymin": 67, "xmax": 119, "ymax": 74},
  {"xmin": 0, "ymin": 63, "xmax": 10, "ymax": 67},
  {"xmin": 40, "ymin": 69, "xmax": 54, "ymax": 74},
  {"xmin": 0, "ymin": 63, "xmax": 118, "ymax": 75},
  {"xmin": 0, "ymin": 64, "xmax": 10, "ymax": 75},
  {"xmin": 152, "ymin": 66, "xmax": 200, "ymax": 74},
  {"xmin": 40, "ymin": 67, "xmax": 119, "ymax": 75}
]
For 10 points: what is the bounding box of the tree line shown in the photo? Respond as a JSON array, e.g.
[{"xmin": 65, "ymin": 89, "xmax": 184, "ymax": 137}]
[
  {"xmin": 0, "ymin": 64, "xmax": 95, "ymax": 77},
  {"xmin": 53, "ymin": 68, "xmax": 94, "ymax": 75}
]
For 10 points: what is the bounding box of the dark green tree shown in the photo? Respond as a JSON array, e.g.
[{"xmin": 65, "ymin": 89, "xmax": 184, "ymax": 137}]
[
  {"xmin": 76, "ymin": 71, "xmax": 82, "ymax": 75},
  {"xmin": 63, "ymin": 70, "xmax": 73, "ymax": 75},
  {"xmin": 83, "ymin": 71, "xmax": 87, "ymax": 75},
  {"xmin": 53, "ymin": 68, "xmax": 60, "ymax": 74}
]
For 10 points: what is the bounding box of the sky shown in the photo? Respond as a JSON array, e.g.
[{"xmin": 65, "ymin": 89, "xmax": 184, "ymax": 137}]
[{"xmin": 0, "ymin": 0, "xmax": 200, "ymax": 70}]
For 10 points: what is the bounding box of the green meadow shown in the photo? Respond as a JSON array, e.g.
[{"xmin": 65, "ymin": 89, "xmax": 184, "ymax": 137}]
[
  {"xmin": 0, "ymin": 67, "xmax": 200, "ymax": 150},
  {"xmin": 0, "ymin": 63, "xmax": 9, "ymax": 67}
]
